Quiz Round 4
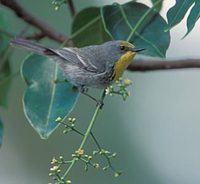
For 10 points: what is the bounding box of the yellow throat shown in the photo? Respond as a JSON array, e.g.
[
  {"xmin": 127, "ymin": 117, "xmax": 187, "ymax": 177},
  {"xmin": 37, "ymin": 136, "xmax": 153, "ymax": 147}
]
[{"xmin": 113, "ymin": 51, "xmax": 135, "ymax": 81}]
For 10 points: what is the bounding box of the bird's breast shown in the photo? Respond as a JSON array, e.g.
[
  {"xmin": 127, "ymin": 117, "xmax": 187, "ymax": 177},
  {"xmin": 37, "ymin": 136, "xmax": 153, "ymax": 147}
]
[{"xmin": 113, "ymin": 51, "xmax": 135, "ymax": 81}]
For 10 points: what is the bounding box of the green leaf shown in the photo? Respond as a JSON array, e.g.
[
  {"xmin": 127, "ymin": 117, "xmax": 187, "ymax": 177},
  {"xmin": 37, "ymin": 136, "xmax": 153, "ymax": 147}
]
[
  {"xmin": 0, "ymin": 59, "xmax": 12, "ymax": 107},
  {"xmin": 166, "ymin": 0, "xmax": 195, "ymax": 30},
  {"xmin": 21, "ymin": 54, "xmax": 79, "ymax": 139},
  {"xmin": 101, "ymin": 2, "xmax": 170, "ymax": 57},
  {"xmin": 184, "ymin": 0, "xmax": 200, "ymax": 37},
  {"xmin": 71, "ymin": 7, "xmax": 112, "ymax": 47},
  {"xmin": 0, "ymin": 117, "xmax": 3, "ymax": 147},
  {"xmin": 0, "ymin": 10, "xmax": 10, "ymax": 55},
  {"xmin": 151, "ymin": 0, "xmax": 163, "ymax": 12}
]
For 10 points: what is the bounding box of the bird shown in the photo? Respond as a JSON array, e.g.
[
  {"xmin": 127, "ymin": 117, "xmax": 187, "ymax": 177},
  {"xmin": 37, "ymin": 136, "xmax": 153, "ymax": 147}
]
[{"xmin": 11, "ymin": 38, "xmax": 144, "ymax": 104}]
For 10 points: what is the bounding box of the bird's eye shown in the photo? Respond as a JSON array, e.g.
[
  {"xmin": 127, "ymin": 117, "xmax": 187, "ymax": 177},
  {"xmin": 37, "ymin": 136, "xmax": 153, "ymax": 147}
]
[{"xmin": 120, "ymin": 45, "xmax": 125, "ymax": 50}]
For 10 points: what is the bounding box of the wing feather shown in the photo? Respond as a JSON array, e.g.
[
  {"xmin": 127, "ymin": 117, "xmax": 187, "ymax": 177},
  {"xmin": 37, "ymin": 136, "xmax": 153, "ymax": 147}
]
[{"xmin": 51, "ymin": 47, "xmax": 98, "ymax": 72}]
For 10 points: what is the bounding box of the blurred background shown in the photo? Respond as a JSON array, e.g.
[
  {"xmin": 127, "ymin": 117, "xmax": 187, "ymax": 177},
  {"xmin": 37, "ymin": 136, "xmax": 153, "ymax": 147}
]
[{"xmin": 1, "ymin": 0, "xmax": 200, "ymax": 183}]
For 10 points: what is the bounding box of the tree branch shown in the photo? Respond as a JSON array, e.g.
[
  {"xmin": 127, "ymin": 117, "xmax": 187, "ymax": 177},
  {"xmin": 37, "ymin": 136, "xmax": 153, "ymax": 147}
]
[
  {"xmin": 0, "ymin": 0, "xmax": 72, "ymax": 46},
  {"xmin": 127, "ymin": 58, "xmax": 200, "ymax": 72}
]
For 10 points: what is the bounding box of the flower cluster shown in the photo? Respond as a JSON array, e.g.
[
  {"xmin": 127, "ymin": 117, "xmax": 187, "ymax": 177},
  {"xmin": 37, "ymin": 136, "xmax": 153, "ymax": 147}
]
[
  {"xmin": 50, "ymin": 78, "xmax": 131, "ymax": 183},
  {"xmin": 49, "ymin": 156, "xmax": 72, "ymax": 184},
  {"xmin": 55, "ymin": 117, "xmax": 77, "ymax": 135},
  {"xmin": 52, "ymin": 0, "xmax": 66, "ymax": 10},
  {"xmin": 105, "ymin": 78, "xmax": 132, "ymax": 100}
]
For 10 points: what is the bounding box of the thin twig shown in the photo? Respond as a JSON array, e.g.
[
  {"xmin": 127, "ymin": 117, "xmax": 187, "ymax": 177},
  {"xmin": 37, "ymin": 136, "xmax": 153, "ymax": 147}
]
[
  {"xmin": 58, "ymin": 121, "xmax": 84, "ymax": 136},
  {"xmin": 0, "ymin": 0, "xmax": 71, "ymax": 45},
  {"xmin": 90, "ymin": 132, "xmax": 101, "ymax": 150},
  {"xmin": 62, "ymin": 91, "xmax": 105, "ymax": 180},
  {"xmin": 90, "ymin": 132, "xmax": 119, "ymax": 174},
  {"xmin": 128, "ymin": 58, "xmax": 200, "ymax": 72},
  {"xmin": 67, "ymin": 0, "xmax": 76, "ymax": 16}
]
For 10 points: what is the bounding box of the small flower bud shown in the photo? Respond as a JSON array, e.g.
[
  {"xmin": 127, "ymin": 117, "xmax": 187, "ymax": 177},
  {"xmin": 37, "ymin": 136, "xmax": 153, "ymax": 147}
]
[
  {"xmin": 55, "ymin": 117, "xmax": 62, "ymax": 123},
  {"xmin": 50, "ymin": 166, "xmax": 59, "ymax": 172},
  {"xmin": 124, "ymin": 79, "xmax": 132, "ymax": 86},
  {"xmin": 112, "ymin": 153, "xmax": 117, "ymax": 157},
  {"xmin": 88, "ymin": 156, "xmax": 92, "ymax": 160},
  {"xmin": 49, "ymin": 173, "xmax": 53, "ymax": 176},
  {"xmin": 55, "ymin": 6, "xmax": 59, "ymax": 11},
  {"xmin": 114, "ymin": 171, "xmax": 122, "ymax": 177},
  {"xmin": 104, "ymin": 150, "xmax": 110, "ymax": 154},
  {"xmin": 71, "ymin": 118, "xmax": 76, "ymax": 123},
  {"xmin": 105, "ymin": 88, "xmax": 110, "ymax": 95},
  {"xmin": 94, "ymin": 163, "xmax": 100, "ymax": 169},
  {"xmin": 63, "ymin": 129, "xmax": 69, "ymax": 134},
  {"xmin": 103, "ymin": 166, "xmax": 109, "ymax": 171},
  {"xmin": 51, "ymin": 157, "xmax": 57, "ymax": 164},
  {"xmin": 75, "ymin": 149, "xmax": 84, "ymax": 156},
  {"xmin": 92, "ymin": 150, "xmax": 98, "ymax": 155},
  {"xmin": 84, "ymin": 154, "xmax": 88, "ymax": 158}
]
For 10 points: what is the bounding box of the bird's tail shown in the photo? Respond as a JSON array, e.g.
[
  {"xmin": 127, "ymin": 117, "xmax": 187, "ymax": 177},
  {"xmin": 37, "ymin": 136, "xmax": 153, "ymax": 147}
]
[{"xmin": 11, "ymin": 38, "xmax": 50, "ymax": 56}]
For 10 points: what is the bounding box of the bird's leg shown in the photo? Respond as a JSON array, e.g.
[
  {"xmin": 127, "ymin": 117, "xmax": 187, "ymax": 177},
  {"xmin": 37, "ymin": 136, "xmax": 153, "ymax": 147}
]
[
  {"xmin": 95, "ymin": 90, "xmax": 106, "ymax": 108},
  {"xmin": 100, "ymin": 89, "xmax": 106, "ymax": 102},
  {"xmin": 79, "ymin": 86, "xmax": 105, "ymax": 108}
]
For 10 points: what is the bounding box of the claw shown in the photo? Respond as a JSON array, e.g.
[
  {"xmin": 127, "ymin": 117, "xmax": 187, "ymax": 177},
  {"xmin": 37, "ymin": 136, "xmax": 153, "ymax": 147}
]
[
  {"xmin": 96, "ymin": 100, "xmax": 104, "ymax": 109},
  {"xmin": 79, "ymin": 86, "xmax": 88, "ymax": 93}
]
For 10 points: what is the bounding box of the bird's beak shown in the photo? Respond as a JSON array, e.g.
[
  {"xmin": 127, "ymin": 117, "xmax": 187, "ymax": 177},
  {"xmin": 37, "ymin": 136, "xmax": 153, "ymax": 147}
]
[{"xmin": 130, "ymin": 48, "xmax": 145, "ymax": 52}]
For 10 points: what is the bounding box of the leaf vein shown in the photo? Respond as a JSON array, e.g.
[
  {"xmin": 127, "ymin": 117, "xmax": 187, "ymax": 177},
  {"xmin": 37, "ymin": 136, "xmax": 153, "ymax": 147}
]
[
  {"xmin": 135, "ymin": 32, "xmax": 164, "ymax": 57},
  {"xmin": 45, "ymin": 64, "xmax": 58, "ymax": 133}
]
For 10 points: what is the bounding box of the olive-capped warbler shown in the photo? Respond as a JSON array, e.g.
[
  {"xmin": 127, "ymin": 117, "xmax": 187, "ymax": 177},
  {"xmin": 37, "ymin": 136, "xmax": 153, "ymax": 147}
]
[{"xmin": 11, "ymin": 38, "xmax": 144, "ymax": 89}]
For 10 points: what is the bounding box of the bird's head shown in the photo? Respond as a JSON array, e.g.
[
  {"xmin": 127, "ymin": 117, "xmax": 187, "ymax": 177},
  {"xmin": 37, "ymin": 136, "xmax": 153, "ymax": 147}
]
[{"xmin": 102, "ymin": 40, "xmax": 144, "ymax": 72}]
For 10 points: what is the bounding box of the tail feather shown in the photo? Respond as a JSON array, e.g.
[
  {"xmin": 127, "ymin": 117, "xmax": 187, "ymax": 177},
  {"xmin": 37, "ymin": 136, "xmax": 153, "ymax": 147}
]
[{"xmin": 10, "ymin": 38, "xmax": 50, "ymax": 55}]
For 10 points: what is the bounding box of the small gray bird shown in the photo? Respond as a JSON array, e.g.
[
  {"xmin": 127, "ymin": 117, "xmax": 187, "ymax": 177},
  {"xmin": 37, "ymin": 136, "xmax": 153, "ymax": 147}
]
[{"xmin": 11, "ymin": 38, "xmax": 144, "ymax": 91}]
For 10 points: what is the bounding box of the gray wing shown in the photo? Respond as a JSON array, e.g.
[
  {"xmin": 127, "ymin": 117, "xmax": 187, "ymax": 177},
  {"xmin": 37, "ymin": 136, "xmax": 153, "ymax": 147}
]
[
  {"xmin": 45, "ymin": 47, "xmax": 99, "ymax": 73},
  {"xmin": 11, "ymin": 38, "xmax": 104, "ymax": 73}
]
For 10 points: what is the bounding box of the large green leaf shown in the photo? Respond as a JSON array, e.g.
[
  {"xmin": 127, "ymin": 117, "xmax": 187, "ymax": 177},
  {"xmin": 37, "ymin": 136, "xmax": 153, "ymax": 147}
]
[
  {"xmin": 101, "ymin": 2, "xmax": 170, "ymax": 57},
  {"xmin": 184, "ymin": 0, "xmax": 200, "ymax": 37},
  {"xmin": 166, "ymin": 0, "xmax": 195, "ymax": 30},
  {"xmin": 21, "ymin": 54, "xmax": 79, "ymax": 139},
  {"xmin": 0, "ymin": 117, "xmax": 3, "ymax": 147},
  {"xmin": 71, "ymin": 7, "xmax": 111, "ymax": 47}
]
